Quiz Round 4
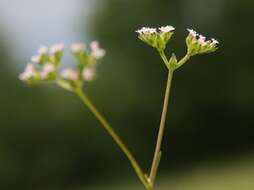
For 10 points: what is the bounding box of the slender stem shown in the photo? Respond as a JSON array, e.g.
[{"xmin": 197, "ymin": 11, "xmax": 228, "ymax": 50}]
[
  {"xmin": 149, "ymin": 69, "xmax": 174, "ymax": 187},
  {"xmin": 175, "ymin": 53, "xmax": 191, "ymax": 69},
  {"xmin": 158, "ymin": 50, "xmax": 171, "ymax": 69},
  {"xmin": 75, "ymin": 89, "xmax": 152, "ymax": 190}
]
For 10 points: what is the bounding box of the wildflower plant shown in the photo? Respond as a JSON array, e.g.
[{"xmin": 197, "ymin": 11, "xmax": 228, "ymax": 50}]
[{"xmin": 19, "ymin": 25, "xmax": 219, "ymax": 190}]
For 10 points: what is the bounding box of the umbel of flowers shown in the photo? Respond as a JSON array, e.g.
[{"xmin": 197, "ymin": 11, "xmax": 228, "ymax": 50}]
[
  {"xmin": 136, "ymin": 26, "xmax": 219, "ymax": 71},
  {"xmin": 19, "ymin": 41, "xmax": 105, "ymax": 91},
  {"xmin": 19, "ymin": 26, "xmax": 219, "ymax": 190}
]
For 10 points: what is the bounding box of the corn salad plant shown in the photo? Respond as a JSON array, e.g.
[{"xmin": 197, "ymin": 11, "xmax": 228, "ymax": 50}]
[{"xmin": 19, "ymin": 25, "xmax": 219, "ymax": 190}]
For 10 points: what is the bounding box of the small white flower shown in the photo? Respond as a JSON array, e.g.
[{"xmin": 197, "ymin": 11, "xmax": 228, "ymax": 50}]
[
  {"xmin": 50, "ymin": 43, "xmax": 64, "ymax": 54},
  {"xmin": 82, "ymin": 67, "xmax": 96, "ymax": 81},
  {"xmin": 90, "ymin": 41, "xmax": 106, "ymax": 59},
  {"xmin": 40, "ymin": 63, "xmax": 55, "ymax": 79},
  {"xmin": 211, "ymin": 38, "xmax": 219, "ymax": 45},
  {"xmin": 61, "ymin": 68, "xmax": 79, "ymax": 81},
  {"xmin": 159, "ymin": 25, "xmax": 175, "ymax": 33},
  {"xmin": 187, "ymin": 29, "xmax": 198, "ymax": 38},
  {"xmin": 136, "ymin": 27, "xmax": 157, "ymax": 35},
  {"xmin": 31, "ymin": 55, "xmax": 41, "ymax": 63},
  {"xmin": 38, "ymin": 45, "xmax": 48, "ymax": 55},
  {"xmin": 71, "ymin": 43, "xmax": 86, "ymax": 53},
  {"xmin": 19, "ymin": 63, "xmax": 35, "ymax": 81}
]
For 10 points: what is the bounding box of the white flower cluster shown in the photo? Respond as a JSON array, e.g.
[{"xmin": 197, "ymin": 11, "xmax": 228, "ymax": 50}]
[
  {"xmin": 71, "ymin": 41, "xmax": 106, "ymax": 60},
  {"xmin": 187, "ymin": 29, "xmax": 219, "ymax": 46},
  {"xmin": 19, "ymin": 41, "xmax": 105, "ymax": 84},
  {"xmin": 31, "ymin": 43, "xmax": 64, "ymax": 64},
  {"xmin": 90, "ymin": 41, "xmax": 106, "ymax": 59},
  {"xmin": 19, "ymin": 64, "xmax": 36, "ymax": 81},
  {"xmin": 19, "ymin": 43, "xmax": 65, "ymax": 82},
  {"xmin": 136, "ymin": 25, "xmax": 175, "ymax": 35},
  {"xmin": 136, "ymin": 27, "xmax": 157, "ymax": 35},
  {"xmin": 186, "ymin": 29, "xmax": 219, "ymax": 55},
  {"xmin": 60, "ymin": 67, "xmax": 96, "ymax": 82},
  {"xmin": 136, "ymin": 25, "xmax": 175, "ymax": 50}
]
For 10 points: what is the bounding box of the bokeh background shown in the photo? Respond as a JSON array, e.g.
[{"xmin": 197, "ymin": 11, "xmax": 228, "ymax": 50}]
[{"xmin": 0, "ymin": 0, "xmax": 254, "ymax": 189}]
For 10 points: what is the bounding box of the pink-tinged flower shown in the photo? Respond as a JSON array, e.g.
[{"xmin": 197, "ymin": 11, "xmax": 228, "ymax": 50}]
[
  {"xmin": 37, "ymin": 45, "xmax": 48, "ymax": 55},
  {"xmin": 82, "ymin": 67, "xmax": 95, "ymax": 81},
  {"xmin": 198, "ymin": 35, "xmax": 207, "ymax": 46},
  {"xmin": 61, "ymin": 68, "xmax": 79, "ymax": 81},
  {"xmin": 136, "ymin": 27, "xmax": 157, "ymax": 35},
  {"xmin": 50, "ymin": 43, "xmax": 64, "ymax": 54},
  {"xmin": 90, "ymin": 41, "xmax": 106, "ymax": 59},
  {"xmin": 40, "ymin": 63, "xmax": 55, "ymax": 79},
  {"xmin": 19, "ymin": 63, "xmax": 35, "ymax": 81},
  {"xmin": 159, "ymin": 25, "xmax": 175, "ymax": 33},
  {"xmin": 71, "ymin": 43, "xmax": 86, "ymax": 53}
]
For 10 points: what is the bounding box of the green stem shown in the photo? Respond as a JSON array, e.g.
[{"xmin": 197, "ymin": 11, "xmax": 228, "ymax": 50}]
[
  {"xmin": 149, "ymin": 69, "xmax": 174, "ymax": 187},
  {"xmin": 175, "ymin": 53, "xmax": 191, "ymax": 69},
  {"xmin": 158, "ymin": 50, "xmax": 171, "ymax": 69},
  {"xmin": 75, "ymin": 89, "xmax": 152, "ymax": 190}
]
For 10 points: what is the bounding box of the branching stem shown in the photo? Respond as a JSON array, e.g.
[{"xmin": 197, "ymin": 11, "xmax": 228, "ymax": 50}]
[{"xmin": 75, "ymin": 89, "xmax": 152, "ymax": 190}]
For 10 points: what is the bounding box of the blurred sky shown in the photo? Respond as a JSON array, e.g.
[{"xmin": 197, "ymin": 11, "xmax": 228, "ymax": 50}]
[{"xmin": 0, "ymin": 0, "xmax": 93, "ymax": 68}]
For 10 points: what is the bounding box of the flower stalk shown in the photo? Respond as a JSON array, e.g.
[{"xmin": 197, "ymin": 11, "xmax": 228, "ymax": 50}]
[
  {"xmin": 150, "ymin": 63, "xmax": 174, "ymax": 187},
  {"xmin": 74, "ymin": 88, "xmax": 152, "ymax": 190}
]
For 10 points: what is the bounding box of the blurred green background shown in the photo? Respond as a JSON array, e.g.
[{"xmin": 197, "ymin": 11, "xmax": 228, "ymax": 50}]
[{"xmin": 0, "ymin": 0, "xmax": 254, "ymax": 189}]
